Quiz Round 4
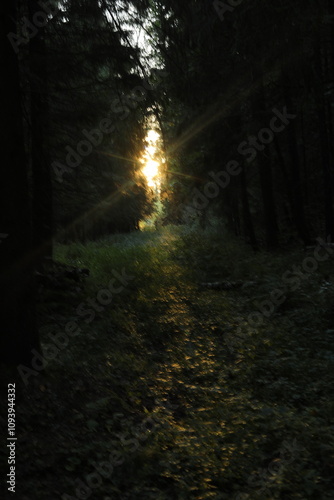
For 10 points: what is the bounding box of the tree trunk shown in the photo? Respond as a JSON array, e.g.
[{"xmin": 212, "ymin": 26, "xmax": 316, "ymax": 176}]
[
  {"xmin": 28, "ymin": 0, "xmax": 53, "ymax": 259},
  {"xmin": 315, "ymin": 32, "xmax": 334, "ymax": 241},
  {"xmin": 283, "ymin": 89, "xmax": 312, "ymax": 245},
  {"xmin": 240, "ymin": 166, "xmax": 258, "ymax": 250},
  {"xmin": 0, "ymin": 0, "xmax": 40, "ymax": 365},
  {"xmin": 253, "ymin": 74, "xmax": 279, "ymax": 249},
  {"xmin": 224, "ymin": 183, "xmax": 241, "ymax": 237}
]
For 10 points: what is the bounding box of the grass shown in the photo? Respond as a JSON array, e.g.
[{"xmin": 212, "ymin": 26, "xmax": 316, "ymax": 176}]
[{"xmin": 4, "ymin": 224, "xmax": 334, "ymax": 499}]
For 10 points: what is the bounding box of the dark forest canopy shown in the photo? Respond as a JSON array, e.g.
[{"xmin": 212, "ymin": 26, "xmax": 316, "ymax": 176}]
[
  {"xmin": 2, "ymin": 2, "xmax": 334, "ymax": 499},
  {"xmin": 143, "ymin": 0, "xmax": 334, "ymax": 249},
  {"xmin": 1, "ymin": 0, "xmax": 334, "ymax": 360}
]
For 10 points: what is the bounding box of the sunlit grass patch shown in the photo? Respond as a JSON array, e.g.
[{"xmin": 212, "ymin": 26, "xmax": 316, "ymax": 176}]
[{"xmin": 55, "ymin": 234, "xmax": 165, "ymax": 301}]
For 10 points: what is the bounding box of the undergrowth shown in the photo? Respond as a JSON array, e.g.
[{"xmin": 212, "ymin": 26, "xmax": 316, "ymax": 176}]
[{"xmin": 8, "ymin": 224, "xmax": 334, "ymax": 499}]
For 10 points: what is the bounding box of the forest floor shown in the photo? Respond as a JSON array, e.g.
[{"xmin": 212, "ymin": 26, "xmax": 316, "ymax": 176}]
[{"xmin": 2, "ymin": 225, "xmax": 334, "ymax": 500}]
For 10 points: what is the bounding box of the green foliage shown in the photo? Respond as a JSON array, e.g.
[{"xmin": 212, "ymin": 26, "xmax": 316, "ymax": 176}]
[
  {"xmin": 14, "ymin": 227, "xmax": 334, "ymax": 499},
  {"xmin": 47, "ymin": 0, "xmax": 154, "ymax": 241},
  {"xmin": 144, "ymin": 0, "xmax": 334, "ymax": 246}
]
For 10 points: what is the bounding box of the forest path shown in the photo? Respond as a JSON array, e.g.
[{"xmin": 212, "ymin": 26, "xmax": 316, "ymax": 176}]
[
  {"xmin": 111, "ymin": 229, "xmax": 258, "ymax": 499},
  {"xmin": 17, "ymin": 227, "xmax": 334, "ymax": 499}
]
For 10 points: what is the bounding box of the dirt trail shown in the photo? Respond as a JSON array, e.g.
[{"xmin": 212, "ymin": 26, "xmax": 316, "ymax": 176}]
[
  {"xmin": 124, "ymin": 232, "xmax": 247, "ymax": 498},
  {"xmin": 14, "ymin": 229, "xmax": 330, "ymax": 500}
]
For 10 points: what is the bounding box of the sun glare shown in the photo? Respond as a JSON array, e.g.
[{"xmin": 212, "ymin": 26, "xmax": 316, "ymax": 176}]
[
  {"xmin": 143, "ymin": 159, "xmax": 159, "ymax": 187},
  {"xmin": 140, "ymin": 129, "xmax": 162, "ymax": 190}
]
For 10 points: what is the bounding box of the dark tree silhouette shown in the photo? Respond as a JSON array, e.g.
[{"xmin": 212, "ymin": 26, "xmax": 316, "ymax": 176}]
[{"xmin": 0, "ymin": 0, "xmax": 40, "ymax": 364}]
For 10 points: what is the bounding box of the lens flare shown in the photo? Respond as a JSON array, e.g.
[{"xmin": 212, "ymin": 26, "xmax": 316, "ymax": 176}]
[
  {"xmin": 143, "ymin": 159, "xmax": 159, "ymax": 187},
  {"xmin": 140, "ymin": 130, "xmax": 162, "ymax": 190}
]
